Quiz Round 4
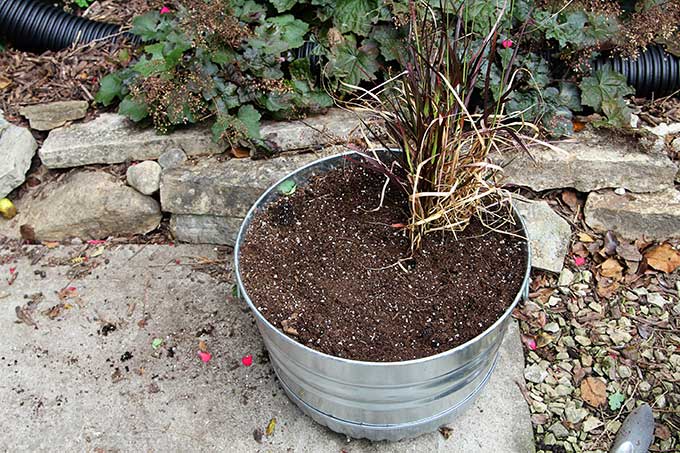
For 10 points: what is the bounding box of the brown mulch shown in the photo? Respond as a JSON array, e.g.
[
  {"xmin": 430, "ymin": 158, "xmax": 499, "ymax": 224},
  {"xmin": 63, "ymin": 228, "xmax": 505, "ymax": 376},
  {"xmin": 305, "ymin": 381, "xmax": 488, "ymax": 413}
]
[
  {"xmin": 239, "ymin": 160, "xmax": 528, "ymax": 362},
  {"xmin": 0, "ymin": 0, "xmax": 160, "ymax": 124},
  {"xmin": 75, "ymin": 0, "xmax": 164, "ymax": 24}
]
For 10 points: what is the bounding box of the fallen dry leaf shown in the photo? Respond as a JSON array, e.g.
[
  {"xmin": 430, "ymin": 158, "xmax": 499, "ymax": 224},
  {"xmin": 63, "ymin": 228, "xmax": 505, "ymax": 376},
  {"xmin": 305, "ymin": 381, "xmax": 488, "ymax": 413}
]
[
  {"xmin": 439, "ymin": 426, "xmax": 453, "ymax": 440},
  {"xmin": 42, "ymin": 241, "xmax": 60, "ymax": 249},
  {"xmin": 596, "ymin": 279, "xmax": 620, "ymax": 299},
  {"xmin": 0, "ymin": 75, "xmax": 11, "ymax": 90},
  {"xmin": 198, "ymin": 340, "xmax": 208, "ymax": 352},
  {"xmin": 573, "ymin": 120, "xmax": 586, "ymax": 132},
  {"xmin": 15, "ymin": 305, "xmax": 38, "ymax": 329},
  {"xmin": 42, "ymin": 304, "xmax": 65, "ymax": 320},
  {"xmin": 265, "ymin": 417, "xmax": 277, "ymax": 437},
  {"xmin": 645, "ymin": 243, "xmax": 680, "ymax": 273},
  {"xmin": 231, "ymin": 147, "xmax": 250, "ymax": 158},
  {"xmin": 577, "ymin": 232, "xmax": 595, "ymax": 243},
  {"xmin": 581, "ymin": 377, "xmax": 607, "ymax": 407},
  {"xmin": 561, "ymin": 191, "xmax": 579, "ymax": 211},
  {"xmin": 655, "ymin": 424, "xmax": 671, "ymax": 441},
  {"xmin": 20, "ymin": 224, "xmax": 36, "ymax": 242},
  {"xmin": 600, "ymin": 257, "xmax": 623, "ymax": 280}
]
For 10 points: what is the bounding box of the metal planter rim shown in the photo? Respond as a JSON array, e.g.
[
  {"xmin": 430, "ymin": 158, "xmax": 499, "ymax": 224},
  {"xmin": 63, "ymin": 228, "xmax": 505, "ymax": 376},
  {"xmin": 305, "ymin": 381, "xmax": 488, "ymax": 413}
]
[{"xmin": 234, "ymin": 150, "xmax": 532, "ymax": 366}]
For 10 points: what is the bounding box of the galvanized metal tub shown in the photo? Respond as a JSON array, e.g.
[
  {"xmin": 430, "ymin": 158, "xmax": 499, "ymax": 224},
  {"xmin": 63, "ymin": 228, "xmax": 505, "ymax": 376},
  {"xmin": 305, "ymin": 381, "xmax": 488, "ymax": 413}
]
[{"xmin": 234, "ymin": 151, "xmax": 531, "ymax": 441}]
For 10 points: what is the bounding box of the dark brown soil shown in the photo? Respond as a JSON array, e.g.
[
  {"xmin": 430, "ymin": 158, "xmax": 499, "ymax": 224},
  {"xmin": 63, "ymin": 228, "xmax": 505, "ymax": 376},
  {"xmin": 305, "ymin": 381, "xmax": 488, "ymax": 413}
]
[{"xmin": 239, "ymin": 160, "xmax": 528, "ymax": 362}]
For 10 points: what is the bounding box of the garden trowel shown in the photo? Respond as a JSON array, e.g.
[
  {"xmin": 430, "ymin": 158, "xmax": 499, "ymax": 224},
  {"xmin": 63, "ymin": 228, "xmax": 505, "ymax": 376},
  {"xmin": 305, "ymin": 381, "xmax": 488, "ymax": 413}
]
[{"xmin": 609, "ymin": 403, "xmax": 654, "ymax": 453}]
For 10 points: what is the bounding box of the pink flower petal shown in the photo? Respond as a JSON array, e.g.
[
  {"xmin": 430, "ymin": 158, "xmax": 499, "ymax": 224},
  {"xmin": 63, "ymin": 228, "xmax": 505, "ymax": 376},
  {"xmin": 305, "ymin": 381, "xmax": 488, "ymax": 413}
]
[
  {"xmin": 242, "ymin": 354, "xmax": 253, "ymax": 367},
  {"xmin": 501, "ymin": 39, "xmax": 513, "ymax": 49},
  {"xmin": 574, "ymin": 256, "xmax": 586, "ymax": 266},
  {"xmin": 521, "ymin": 334, "xmax": 537, "ymax": 351},
  {"xmin": 87, "ymin": 240, "xmax": 106, "ymax": 245},
  {"xmin": 198, "ymin": 351, "xmax": 212, "ymax": 363},
  {"xmin": 9, "ymin": 267, "xmax": 16, "ymax": 274},
  {"xmin": 160, "ymin": 6, "xmax": 171, "ymax": 14},
  {"xmin": 67, "ymin": 286, "xmax": 77, "ymax": 292}
]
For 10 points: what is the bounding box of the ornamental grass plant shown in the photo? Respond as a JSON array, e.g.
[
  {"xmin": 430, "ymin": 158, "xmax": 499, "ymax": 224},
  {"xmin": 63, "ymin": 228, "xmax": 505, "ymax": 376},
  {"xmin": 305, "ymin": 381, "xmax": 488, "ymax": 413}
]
[{"xmin": 345, "ymin": 0, "xmax": 538, "ymax": 252}]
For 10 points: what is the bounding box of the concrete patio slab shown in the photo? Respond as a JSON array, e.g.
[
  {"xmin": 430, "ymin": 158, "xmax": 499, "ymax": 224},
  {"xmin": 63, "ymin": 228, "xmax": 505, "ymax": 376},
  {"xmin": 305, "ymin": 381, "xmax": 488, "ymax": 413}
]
[{"xmin": 0, "ymin": 243, "xmax": 534, "ymax": 452}]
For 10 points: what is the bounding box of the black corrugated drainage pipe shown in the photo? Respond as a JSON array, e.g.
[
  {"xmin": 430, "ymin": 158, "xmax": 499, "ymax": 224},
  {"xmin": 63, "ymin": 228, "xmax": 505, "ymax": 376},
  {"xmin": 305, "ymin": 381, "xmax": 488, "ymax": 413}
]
[
  {"xmin": 595, "ymin": 46, "xmax": 680, "ymax": 97},
  {"xmin": 0, "ymin": 0, "xmax": 127, "ymax": 52}
]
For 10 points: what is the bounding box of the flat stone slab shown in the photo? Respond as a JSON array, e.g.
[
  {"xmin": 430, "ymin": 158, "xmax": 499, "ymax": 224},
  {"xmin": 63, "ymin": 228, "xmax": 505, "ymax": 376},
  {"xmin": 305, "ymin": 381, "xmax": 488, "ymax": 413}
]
[
  {"xmin": 0, "ymin": 243, "xmax": 534, "ymax": 452},
  {"xmin": 39, "ymin": 109, "xmax": 362, "ymax": 169},
  {"xmin": 170, "ymin": 214, "xmax": 243, "ymax": 245},
  {"xmin": 585, "ymin": 189, "xmax": 680, "ymax": 240},
  {"xmin": 515, "ymin": 200, "xmax": 572, "ymax": 273},
  {"xmin": 19, "ymin": 100, "xmax": 88, "ymax": 131},
  {"xmin": 160, "ymin": 152, "xmax": 329, "ymax": 217},
  {"xmin": 39, "ymin": 114, "xmax": 226, "ymax": 169},
  {"xmin": 498, "ymin": 131, "xmax": 677, "ymax": 193},
  {"xmin": 0, "ymin": 113, "xmax": 38, "ymax": 198},
  {"xmin": 260, "ymin": 108, "xmax": 363, "ymax": 153}
]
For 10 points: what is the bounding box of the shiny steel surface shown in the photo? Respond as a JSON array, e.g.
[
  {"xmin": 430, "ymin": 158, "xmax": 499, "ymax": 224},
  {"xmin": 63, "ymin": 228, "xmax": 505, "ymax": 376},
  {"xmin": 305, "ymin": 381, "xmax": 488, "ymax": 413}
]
[{"xmin": 234, "ymin": 152, "xmax": 532, "ymax": 441}]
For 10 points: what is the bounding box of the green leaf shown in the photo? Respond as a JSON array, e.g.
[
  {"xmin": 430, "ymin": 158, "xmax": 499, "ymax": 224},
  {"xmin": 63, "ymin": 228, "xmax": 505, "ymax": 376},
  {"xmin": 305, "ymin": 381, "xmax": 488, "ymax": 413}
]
[
  {"xmin": 584, "ymin": 13, "xmax": 618, "ymax": 44},
  {"xmin": 535, "ymin": 10, "xmax": 587, "ymax": 47},
  {"xmin": 289, "ymin": 58, "xmax": 313, "ymax": 81},
  {"xmin": 557, "ymin": 82, "xmax": 582, "ymax": 111},
  {"xmin": 277, "ymin": 179, "xmax": 297, "ymax": 195},
  {"xmin": 542, "ymin": 106, "xmax": 574, "ymax": 138},
  {"xmin": 333, "ymin": 0, "xmax": 380, "ymax": 36},
  {"xmin": 132, "ymin": 57, "xmax": 165, "ymax": 77},
  {"xmin": 237, "ymin": 104, "xmax": 262, "ymax": 139},
  {"xmin": 270, "ymin": 0, "xmax": 298, "ymax": 12},
  {"xmin": 249, "ymin": 15, "xmax": 308, "ymax": 57},
  {"xmin": 608, "ymin": 392, "xmax": 625, "ymax": 411},
  {"xmin": 95, "ymin": 74, "xmax": 123, "ymax": 106},
  {"xmin": 144, "ymin": 43, "xmax": 165, "ymax": 60},
  {"xmin": 233, "ymin": 0, "xmax": 267, "ymax": 23},
  {"xmin": 269, "ymin": 15, "xmax": 309, "ymax": 51},
  {"xmin": 580, "ymin": 68, "xmax": 634, "ymax": 110},
  {"xmin": 131, "ymin": 12, "xmax": 161, "ymax": 42},
  {"xmin": 151, "ymin": 338, "xmax": 163, "ymax": 349},
  {"xmin": 370, "ymin": 24, "xmax": 406, "ymax": 62},
  {"xmin": 119, "ymin": 97, "xmax": 149, "ymax": 122},
  {"xmin": 211, "ymin": 49, "xmax": 237, "ymax": 64},
  {"xmin": 326, "ymin": 36, "xmax": 380, "ymax": 86},
  {"xmin": 212, "ymin": 113, "xmax": 242, "ymax": 143}
]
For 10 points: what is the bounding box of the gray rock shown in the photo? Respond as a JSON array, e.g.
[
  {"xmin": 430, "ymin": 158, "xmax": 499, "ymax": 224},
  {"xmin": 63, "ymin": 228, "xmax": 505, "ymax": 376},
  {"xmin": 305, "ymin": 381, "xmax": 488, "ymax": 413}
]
[
  {"xmin": 557, "ymin": 268, "xmax": 574, "ymax": 287},
  {"xmin": 549, "ymin": 422, "xmax": 570, "ymax": 439},
  {"xmin": 161, "ymin": 152, "xmax": 328, "ymax": 217},
  {"xmin": 158, "ymin": 148, "xmax": 187, "ymax": 169},
  {"xmin": 19, "ymin": 100, "xmax": 88, "ymax": 131},
  {"xmin": 0, "ymin": 114, "xmax": 38, "ymax": 198},
  {"xmin": 126, "ymin": 161, "xmax": 162, "ymax": 195},
  {"xmin": 21, "ymin": 171, "xmax": 161, "ymax": 241},
  {"xmin": 260, "ymin": 108, "xmax": 363, "ymax": 153},
  {"xmin": 646, "ymin": 293, "xmax": 669, "ymax": 308},
  {"xmin": 497, "ymin": 132, "xmax": 676, "ymax": 193},
  {"xmin": 39, "ymin": 114, "xmax": 225, "ymax": 169},
  {"xmin": 524, "ymin": 364, "xmax": 548, "ymax": 384},
  {"xmin": 584, "ymin": 189, "xmax": 680, "ymax": 240},
  {"xmin": 515, "ymin": 200, "xmax": 572, "ymax": 273},
  {"xmin": 564, "ymin": 404, "xmax": 588, "ymax": 425},
  {"xmin": 646, "ymin": 122, "xmax": 680, "ymax": 137},
  {"xmin": 170, "ymin": 215, "xmax": 243, "ymax": 245}
]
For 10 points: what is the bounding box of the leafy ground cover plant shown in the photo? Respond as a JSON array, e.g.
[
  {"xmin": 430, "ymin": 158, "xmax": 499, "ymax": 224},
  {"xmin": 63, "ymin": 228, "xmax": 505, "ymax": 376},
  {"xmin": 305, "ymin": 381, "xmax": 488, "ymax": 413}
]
[{"xmin": 95, "ymin": 0, "xmax": 677, "ymax": 147}]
